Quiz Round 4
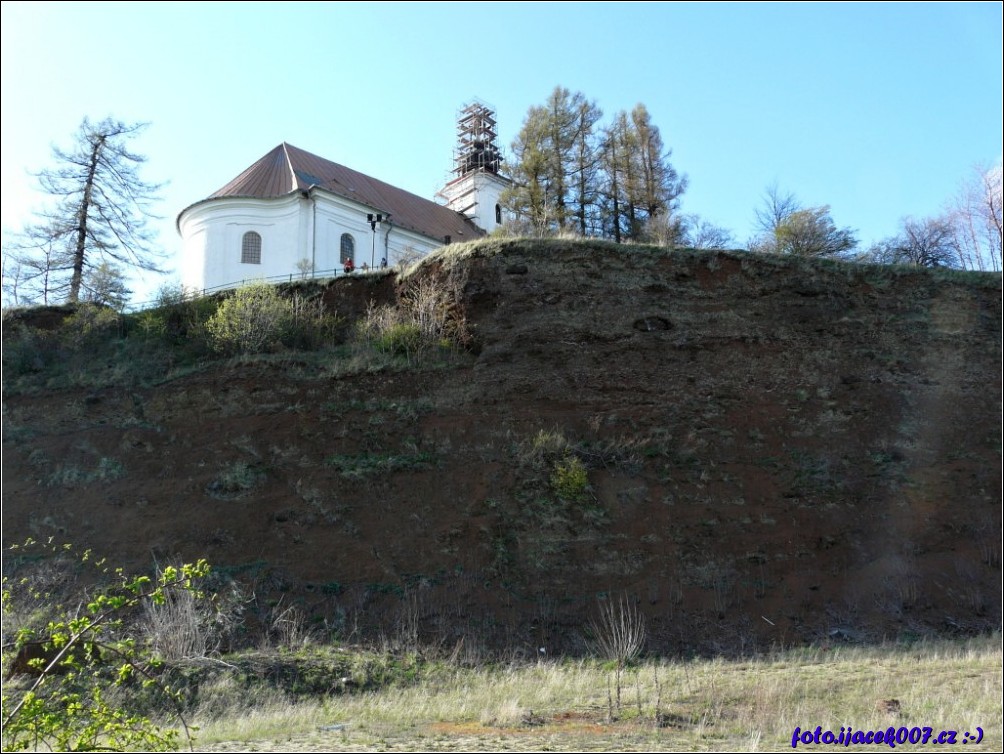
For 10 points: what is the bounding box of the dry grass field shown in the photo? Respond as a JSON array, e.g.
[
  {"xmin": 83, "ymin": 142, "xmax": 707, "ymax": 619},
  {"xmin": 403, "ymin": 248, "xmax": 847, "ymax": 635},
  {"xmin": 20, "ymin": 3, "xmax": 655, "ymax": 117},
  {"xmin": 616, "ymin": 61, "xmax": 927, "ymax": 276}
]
[{"xmin": 187, "ymin": 636, "xmax": 1001, "ymax": 752}]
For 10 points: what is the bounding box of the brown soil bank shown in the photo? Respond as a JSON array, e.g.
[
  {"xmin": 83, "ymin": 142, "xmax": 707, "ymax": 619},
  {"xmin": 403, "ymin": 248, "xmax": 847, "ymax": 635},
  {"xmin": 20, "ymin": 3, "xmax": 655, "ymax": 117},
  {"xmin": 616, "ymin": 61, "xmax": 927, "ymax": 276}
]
[{"xmin": 3, "ymin": 239, "xmax": 1001, "ymax": 655}]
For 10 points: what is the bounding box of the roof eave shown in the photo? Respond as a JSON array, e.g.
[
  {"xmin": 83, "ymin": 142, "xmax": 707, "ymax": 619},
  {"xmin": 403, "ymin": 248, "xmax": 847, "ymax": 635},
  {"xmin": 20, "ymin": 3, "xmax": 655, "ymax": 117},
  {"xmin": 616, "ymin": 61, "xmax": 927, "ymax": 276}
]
[{"xmin": 175, "ymin": 190, "xmax": 301, "ymax": 235}]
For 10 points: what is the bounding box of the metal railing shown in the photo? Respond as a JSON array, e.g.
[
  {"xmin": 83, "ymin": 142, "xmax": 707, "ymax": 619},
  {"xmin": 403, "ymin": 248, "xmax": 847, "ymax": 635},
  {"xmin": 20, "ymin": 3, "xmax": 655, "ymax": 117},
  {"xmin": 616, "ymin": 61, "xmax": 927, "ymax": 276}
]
[{"xmin": 124, "ymin": 266, "xmax": 393, "ymax": 312}]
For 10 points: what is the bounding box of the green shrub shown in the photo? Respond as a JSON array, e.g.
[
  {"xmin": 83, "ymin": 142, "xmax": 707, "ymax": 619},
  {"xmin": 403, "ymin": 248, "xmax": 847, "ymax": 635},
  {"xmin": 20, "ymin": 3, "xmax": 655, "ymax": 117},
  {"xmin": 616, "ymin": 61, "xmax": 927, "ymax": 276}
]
[
  {"xmin": 133, "ymin": 310, "xmax": 168, "ymax": 339},
  {"xmin": 59, "ymin": 304, "xmax": 121, "ymax": 349},
  {"xmin": 205, "ymin": 282, "xmax": 292, "ymax": 355},
  {"xmin": 375, "ymin": 322, "xmax": 424, "ymax": 357},
  {"xmin": 45, "ymin": 458, "xmax": 126, "ymax": 488},
  {"xmin": 551, "ymin": 455, "xmax": 591, "ymax": 501}
]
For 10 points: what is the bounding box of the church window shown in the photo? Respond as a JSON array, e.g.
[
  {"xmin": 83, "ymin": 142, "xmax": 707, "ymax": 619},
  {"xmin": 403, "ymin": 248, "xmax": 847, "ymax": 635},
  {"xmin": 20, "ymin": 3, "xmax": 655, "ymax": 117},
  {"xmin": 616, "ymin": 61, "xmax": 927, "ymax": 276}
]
[
  {"xmin": 495, "ymin": 204, "xmax": 502, "ymax": 225},
  {"xmin": 340, "ymin": 233, "xmax": 355, "ymax": 264},
  {"xmin": 241, "ymin": 231, "xmax": 262, "ymax": 264}
]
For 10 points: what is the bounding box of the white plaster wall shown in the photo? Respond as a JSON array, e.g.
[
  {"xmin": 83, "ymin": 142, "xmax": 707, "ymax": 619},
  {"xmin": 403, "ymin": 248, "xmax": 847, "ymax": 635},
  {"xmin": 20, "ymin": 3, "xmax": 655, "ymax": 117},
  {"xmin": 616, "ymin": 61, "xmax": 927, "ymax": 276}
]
[
  {"xmin": 440, "ymin": 172, "xmax": 508, "ymax": 234},
  {"xmin": 179, "ymin": 190, "xmax": 451, "ymax": 292},
  {"xmin": 313, "ymin": 196, "xmax": 371, "ymax": 271},
  {"xmin": 471, "ymin": 172, "xmax": 508, "ymax": 234},
  {"xmin": 178, "ymin": 195, "xmax": 307, "ymax": 293}
]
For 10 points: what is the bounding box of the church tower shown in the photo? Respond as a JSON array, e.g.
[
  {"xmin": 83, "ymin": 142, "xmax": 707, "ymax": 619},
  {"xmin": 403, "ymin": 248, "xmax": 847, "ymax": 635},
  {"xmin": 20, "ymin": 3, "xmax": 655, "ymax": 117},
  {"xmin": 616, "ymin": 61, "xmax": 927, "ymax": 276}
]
[{"xmin": 438, "ymin": 101, "xmax": 509, "ymax": 234}]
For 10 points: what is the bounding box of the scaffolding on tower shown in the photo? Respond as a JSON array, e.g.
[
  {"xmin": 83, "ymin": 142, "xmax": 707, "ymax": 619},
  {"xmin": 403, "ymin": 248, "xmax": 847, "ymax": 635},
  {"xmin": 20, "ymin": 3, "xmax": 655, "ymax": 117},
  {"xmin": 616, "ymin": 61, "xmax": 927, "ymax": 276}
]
[{"xmin": 453, "ymin": 100, "xmax": 502, "ymax": 178}]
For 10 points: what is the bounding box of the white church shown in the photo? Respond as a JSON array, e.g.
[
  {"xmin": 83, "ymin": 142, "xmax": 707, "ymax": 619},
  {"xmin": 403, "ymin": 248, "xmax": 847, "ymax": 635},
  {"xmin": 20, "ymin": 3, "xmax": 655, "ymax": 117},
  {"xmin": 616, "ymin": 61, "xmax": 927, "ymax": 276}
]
[{"xmin": 177, "ymin": 103, "xmax": 508, "ymax": 293}]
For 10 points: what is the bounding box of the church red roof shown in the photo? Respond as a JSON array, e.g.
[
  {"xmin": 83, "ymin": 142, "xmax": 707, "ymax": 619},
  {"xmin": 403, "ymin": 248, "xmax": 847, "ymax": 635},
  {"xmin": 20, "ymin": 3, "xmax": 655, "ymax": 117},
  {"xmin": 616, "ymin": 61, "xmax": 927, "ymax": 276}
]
[{"xmin": 179, "ymin": 143, "xmax": 483, "ymax": 242}]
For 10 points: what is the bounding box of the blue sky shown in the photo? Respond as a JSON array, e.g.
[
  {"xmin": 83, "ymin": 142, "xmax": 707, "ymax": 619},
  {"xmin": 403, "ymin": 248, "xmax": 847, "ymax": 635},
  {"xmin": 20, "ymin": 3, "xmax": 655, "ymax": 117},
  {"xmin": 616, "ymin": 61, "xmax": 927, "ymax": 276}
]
[{"xmin": 2, "ymin": 1, "xmax": 1001, "ymax": 302}]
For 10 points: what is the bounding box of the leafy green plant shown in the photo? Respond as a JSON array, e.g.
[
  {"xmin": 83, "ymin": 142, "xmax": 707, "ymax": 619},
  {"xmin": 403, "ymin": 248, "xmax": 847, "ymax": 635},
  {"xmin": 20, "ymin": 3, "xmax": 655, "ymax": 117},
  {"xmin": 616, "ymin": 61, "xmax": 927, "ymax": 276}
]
[
  {"xmin": 205, "ymin": 282, "xmax": 292, "ymax": 355},
  {"xmin": 551, "ymin": 455, "xmax": 590, "ymax": 501},
  {"xmin": 133, "ymin": 309, "xmax": 168, "ymax": 339},
  {"xmin": 2, "ymin": 541, "xmax": 211, "ymax": 752},
  {"xmin": 375, "ymin": 322, "xmax": 424, "ymax": 357},
  {"xmin": 58, "ymin": 303, "xmax": 122, "ymax": 349}
]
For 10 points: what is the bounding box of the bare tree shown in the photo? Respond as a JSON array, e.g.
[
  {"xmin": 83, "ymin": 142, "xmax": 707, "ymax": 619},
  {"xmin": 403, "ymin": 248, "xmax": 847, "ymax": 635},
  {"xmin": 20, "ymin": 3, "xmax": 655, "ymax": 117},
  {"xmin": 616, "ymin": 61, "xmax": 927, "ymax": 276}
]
[
  {"xmin": 589, "ymin": 594, "xmax": 646, "ymax": 665},
  {"xmin": 947, "ymin": 163, "xmax": 1002, "ymax": 271},
  {"xmin": 589, "ymin": 594, "xmax": 646, "ymax": 716},
  {"xmin": 3, "ymin": 226, "xmax": 74, "ymax": 306},
  {"xmin": 680, "ymin": 215, "xmax": 736, "ymax": 250},
  {"xmin": 753, "ymin": 181, "xmax": 800, "ymax": 238},
  {"xmin": 866, "ymin": 216, "xmax": 956, "ymax": 268},
  {"xmin": 642, "ymin": 209, "xmax": 686, "ymax": 247},
  {"xmin": 1, "ymin": 247, "xmax": 26, "ymax": 307},
  {"xmin": 15, "ymin": 117, "xmax": 164, "ymax": 303}
]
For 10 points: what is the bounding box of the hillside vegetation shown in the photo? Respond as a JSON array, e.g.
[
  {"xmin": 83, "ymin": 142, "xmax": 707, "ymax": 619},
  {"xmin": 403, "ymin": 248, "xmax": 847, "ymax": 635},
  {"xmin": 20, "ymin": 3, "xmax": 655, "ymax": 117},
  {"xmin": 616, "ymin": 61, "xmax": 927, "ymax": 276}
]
[{"xmin": 3, "ymin": 238, "xmax": 1001, "ymax": 656}]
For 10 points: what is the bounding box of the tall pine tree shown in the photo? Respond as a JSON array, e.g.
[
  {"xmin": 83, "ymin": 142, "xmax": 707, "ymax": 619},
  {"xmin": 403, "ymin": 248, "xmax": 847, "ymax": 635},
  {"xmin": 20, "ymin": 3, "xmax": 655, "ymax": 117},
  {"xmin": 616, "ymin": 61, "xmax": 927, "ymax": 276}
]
[
  {"xmin": 503, "ymin": 105, "xmax": 551, "ymax": 235},
  {"xmin": 600, "ymin": 105, "xmax": 686, "ymax": 243},
  {"xmin": 505, "ymin": 90, "xmax": 685, "ymax": 244},
  {"xmin": 505, "ymin": 87, "xmax": 603, "ymax": 237},
  {"xmin": 570, "ymin": 97, "xmax": 603, "ymax": 236}
]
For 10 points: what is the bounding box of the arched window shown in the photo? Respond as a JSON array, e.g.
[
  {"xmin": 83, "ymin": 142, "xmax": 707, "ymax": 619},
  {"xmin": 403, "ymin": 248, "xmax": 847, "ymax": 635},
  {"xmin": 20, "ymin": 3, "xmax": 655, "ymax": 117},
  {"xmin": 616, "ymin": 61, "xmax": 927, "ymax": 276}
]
[
  {"xmin": 495, "ymin": 203, "xmax": 502, "ymax": 225},
  {"xmin": 340, "ymin": 233, "xmax": 355, "ymax": 264},
  {"xmin": 241, "ymin": 231, "xmax": 262, "ymax": 264}
]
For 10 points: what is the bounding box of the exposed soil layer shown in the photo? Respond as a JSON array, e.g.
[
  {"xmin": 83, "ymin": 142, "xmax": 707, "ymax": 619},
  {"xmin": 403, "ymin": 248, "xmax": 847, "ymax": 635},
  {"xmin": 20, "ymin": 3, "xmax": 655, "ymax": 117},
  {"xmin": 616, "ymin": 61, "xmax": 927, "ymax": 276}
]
[{"xmin": 3, "ymin": 240, "xmax": 1001, "ymax": 655}]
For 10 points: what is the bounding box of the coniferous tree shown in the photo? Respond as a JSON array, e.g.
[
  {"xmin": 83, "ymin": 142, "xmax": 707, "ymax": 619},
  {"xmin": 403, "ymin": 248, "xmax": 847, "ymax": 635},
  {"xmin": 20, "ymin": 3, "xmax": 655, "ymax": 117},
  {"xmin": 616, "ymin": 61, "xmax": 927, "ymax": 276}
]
[
  {"xmin": 570, "ymin": 97, "xmax": 604, "ymax": 236},
  {"xmin": 541, "ymin": 87, "xmax": 602, "ymax": 233},
  {"xmin": 12, "ymin": 117, "xmax": 164, "ymax": 303},
  {"xmin": 504, "ymin": 87, "xmax": 604, "ymax": 237},
  {"xmin": 503, "ymin": 106, "xmax": 552, "ymax": 235},
  {"xmin": 543, "ymin": 87, "xmax": 577, "ymax": 230},
  {"xmin": 81, "ymin": 261, "xmax": 132, "ymax": 310},
  {"xmin": 598, "ymin": 114, "xmax": 634, "ymax": 242},
  {"xmin": 631, "ymin": 104, "xmax": 687, "ymax": 239},
  {"xmin": 505, "ymin": 90, "xmax": 686, "ymax": 244}
]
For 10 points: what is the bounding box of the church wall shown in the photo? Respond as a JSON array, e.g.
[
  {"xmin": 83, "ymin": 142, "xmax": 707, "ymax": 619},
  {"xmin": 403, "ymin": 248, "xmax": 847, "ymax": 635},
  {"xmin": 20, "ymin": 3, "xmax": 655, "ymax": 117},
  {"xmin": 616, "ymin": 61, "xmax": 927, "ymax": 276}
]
[
  {"xmin": 472, "ymin": 173, "xmax": 509, "ymax": 234},
  {"xmin": 179, "ymin": 195, "xmax": 306, "ymax": 293},
  {"xmin": 309, "ymin": 192, "xmax": 443, "ymax": 271},
  {"xmin": 312, "ymin": 195, "xmax": 373, "ymax": 271},
  {"xmin": 180, "ymin": 191, "xmax": 447, "ymax": 292},
  {"xmin": 385, "ymin": 226, "xmax": 442, "ymax": 265}
]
